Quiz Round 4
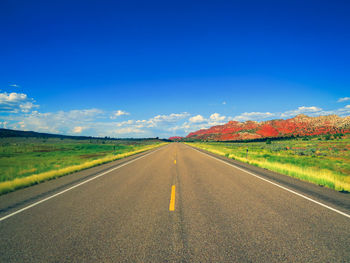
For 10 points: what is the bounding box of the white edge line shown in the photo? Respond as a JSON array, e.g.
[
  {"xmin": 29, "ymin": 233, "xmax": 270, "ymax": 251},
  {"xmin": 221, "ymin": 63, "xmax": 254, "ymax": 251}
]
[
  {"xmin": 189, "ymin": 146, "xmax": 350, "ymax": 219},
  {"xmin": 0, "ymin": 146, "xmax": 166, "ymax": 222}
]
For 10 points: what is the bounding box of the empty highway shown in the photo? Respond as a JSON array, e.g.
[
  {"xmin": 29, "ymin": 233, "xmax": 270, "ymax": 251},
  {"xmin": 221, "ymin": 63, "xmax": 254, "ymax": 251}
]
[{"xmin": 0, "ymin": 143, "xmax": 349, "ymax": 262}]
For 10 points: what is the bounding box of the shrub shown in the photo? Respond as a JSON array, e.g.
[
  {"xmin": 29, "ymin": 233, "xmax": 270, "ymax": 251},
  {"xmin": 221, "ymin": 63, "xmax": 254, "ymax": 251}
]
[{"xmin": 324, "ymin": 134, "xmax": 331, "ymax": 140}]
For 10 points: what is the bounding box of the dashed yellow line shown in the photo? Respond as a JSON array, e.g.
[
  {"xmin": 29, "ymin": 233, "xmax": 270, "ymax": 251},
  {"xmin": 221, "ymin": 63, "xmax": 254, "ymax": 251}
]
[
  {"xmin": 174, "ymin": 159, "xmax": 176, "ymax": 164},
  {"xmin": 169, "ymin": 185, "xmax": 176, "ymax": 211}
]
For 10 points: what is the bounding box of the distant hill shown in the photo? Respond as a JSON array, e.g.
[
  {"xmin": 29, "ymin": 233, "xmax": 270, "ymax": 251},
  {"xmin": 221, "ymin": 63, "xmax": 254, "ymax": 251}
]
[
  {"xmin": 168, "ymin": 136, "xmax": 184, "ymax": 141},
  {"xmin": 185, "ymin": 114, "xmax": 350, "ymax": 141},
  {"xmin": 0, "ymin": 128, "xmax": 163, "ymax": 142}
]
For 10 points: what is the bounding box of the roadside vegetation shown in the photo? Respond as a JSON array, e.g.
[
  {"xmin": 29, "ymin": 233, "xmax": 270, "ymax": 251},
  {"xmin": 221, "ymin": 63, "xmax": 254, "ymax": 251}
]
[
  {"xmin": 186, "ymin": 134, "xmax": 350, "ymax": 192},
  {"xmin": 0, "ymin": 137, "xmax": 166, "ymax": 195}
]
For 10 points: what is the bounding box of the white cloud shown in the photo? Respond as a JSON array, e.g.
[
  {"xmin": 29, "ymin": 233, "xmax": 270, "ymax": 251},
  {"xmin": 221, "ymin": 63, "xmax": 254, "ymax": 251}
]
[
  {"xmin": 111, "ymin": 127, "xmax": 145, "ymax": 135},
  {"xmin": 323, "ymin": 105, "xmax": 350, "ymax": 117},
  {"xmin": 222, "ymin": 101, "xmax": 226, "ymax": 105},
  {"xmin": 0, "ymin": 92, "xmax": 26, "ymax": 102},
  {"xmin": 3, "ymin": 108, "xmax": 105, "ymax": 134},
  {"xmin": 19, "ymin": 102, "xmax": 36, "ymax": 113},
  {"xmin": 9, "ymin": 84, "xmax": 19, "ymax": 88},
  {"xmin": 230, "ymin": 105, "xmax": 350, "ymax": 123},
  {"xmin": 0, "ymin": 92, "xmax": 39, "ymax": 113},
  {"xmin": 2, "ymin": 108, "xmax": 190, "ymax": 137},
  {"xmin": 0, "ymin": 121, "xmax": 8, "ymax": 128},
  {"xmin": 65, "ymin": 109, "xmax": 104, "ymax": 119},
  {"xmin": 115, "ymin": 120, "xmax": 134, "ymax": 127},
  {"xmin": 232, "ymin": 107, "xmax": 324, "ymax": 122},
  {"xmin": 210, "ymin": 113, "xmax": 226, "ymax": 122},
  {"xmin": 2, "ymin": 90, "xmax": 349, "ymax": 139},
  {"xmin": 208, "ymin": 113, "xmax": 228, "ymax": 126},
  {"xmin": 152, "ymin": 113, "xmax": 189, "ymax": 123},
  {"xmin": 338, "ymin": 97, "xmax": 350, "ymax": 102},
  {"xmin": 233, "ymin": 112, "xmax": 275, "ymax": 121},
  {"xmin": 173, "ymin": 112, "xmax": 228, "ymax": 135},
  {"xmin": 189, "ymin": 115, "xmax": 205, "ymax": 123},
  {"xmin": 281, "ymin": 106, "xmax": 322, "ymax": 118},
  {"xmin": 100, "ymin": 114, "xmax": 190, "ymax": 137},
  {"xmin": 110, "ymin": 110, "xmax": 130, "ymax": 119},
  {"xmin": 145, "ymin": 112, "xmax": 190, "ymax": 128},
  {"xmin": 73, "ymin": 126, "xmax": 83, "ymax": 133}
]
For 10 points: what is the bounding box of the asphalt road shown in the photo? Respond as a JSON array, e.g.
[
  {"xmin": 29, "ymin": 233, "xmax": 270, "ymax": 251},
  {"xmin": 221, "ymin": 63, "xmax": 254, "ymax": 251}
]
[{"xmin": 0, "ymin": 143, "xmax": 349, "ymax": 262}]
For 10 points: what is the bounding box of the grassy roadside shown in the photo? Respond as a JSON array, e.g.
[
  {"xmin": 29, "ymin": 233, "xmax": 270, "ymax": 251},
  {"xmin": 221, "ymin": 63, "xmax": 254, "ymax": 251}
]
[
  {"xmin": 185, "ymin": 136, "xmax": 350, "ymax": 192},
  {"xmin": 0, "ymin": 138, "xmax": 167, "ymax": 195}
]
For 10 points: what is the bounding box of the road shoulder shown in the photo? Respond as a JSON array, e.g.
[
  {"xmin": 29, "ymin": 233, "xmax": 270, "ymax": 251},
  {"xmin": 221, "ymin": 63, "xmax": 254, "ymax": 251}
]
[
  {"xmin": 185, "ymin": 144, "xmax": 350, "ymax": 214},
  {"xmin": 0, "ymin": 145, "xmax": 167, "ymax": 218}
]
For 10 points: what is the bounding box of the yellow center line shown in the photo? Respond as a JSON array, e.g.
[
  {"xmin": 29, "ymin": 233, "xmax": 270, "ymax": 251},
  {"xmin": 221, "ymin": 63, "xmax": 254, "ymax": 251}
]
[
  {"xmin": 174, "ymin": 159, "xmax": 176, "ymax": 164},
  {"xmin": 169, "ymin": 185, "xmax": 176, "ymax": 211}
]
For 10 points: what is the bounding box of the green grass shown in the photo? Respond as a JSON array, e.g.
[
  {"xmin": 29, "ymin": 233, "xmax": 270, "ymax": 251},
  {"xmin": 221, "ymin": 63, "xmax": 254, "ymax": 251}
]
[
  {"xmin": 186, "ymin": 135, "xmax": 350, "ymax": 192},
  {"xmin": 0, "ymin": 137, "xmax": 166, "ymax": 195}
]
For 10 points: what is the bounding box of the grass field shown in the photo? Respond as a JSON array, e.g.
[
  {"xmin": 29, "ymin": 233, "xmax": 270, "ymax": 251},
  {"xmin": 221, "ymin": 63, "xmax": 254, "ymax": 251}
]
[
  {"xmin": 0, "ymin": 137, "xmax": 166, "ymax": 195},
  {"xmin": 186, "ymin": 135, "xmax": 350, "ymax": 192}
]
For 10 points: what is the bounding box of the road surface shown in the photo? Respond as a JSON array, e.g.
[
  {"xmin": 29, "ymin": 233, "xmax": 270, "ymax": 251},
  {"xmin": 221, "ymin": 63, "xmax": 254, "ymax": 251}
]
[{"xmin": 0, "ymin": 143, "xmax": 349, "ymax": 262}]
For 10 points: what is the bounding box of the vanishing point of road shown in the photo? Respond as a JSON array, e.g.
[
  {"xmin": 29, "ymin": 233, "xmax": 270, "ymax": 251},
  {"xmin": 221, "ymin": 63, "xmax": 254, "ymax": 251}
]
[{"xmin": 1, "ymin": 143, "xmax": 349, "ymax": 262}]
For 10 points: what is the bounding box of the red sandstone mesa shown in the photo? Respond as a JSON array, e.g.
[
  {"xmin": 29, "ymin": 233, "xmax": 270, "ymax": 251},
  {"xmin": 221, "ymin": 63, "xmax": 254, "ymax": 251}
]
[{"xmin": 185, "ymin": 114, "xmax": 350, "ymax": 141}]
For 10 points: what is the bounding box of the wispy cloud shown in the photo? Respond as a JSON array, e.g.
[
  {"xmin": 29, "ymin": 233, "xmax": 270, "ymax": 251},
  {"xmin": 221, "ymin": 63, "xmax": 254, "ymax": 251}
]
[
  {"xmin": 188, "ymin": 113, "xmax": 227, "ymax": 125},
  {"xmin": 338, "ymin": 97, "xmax": 350, "ymax": 102},
  {"xmin": 1, "ymin": 108, "xmax": 104, "ymax": 134},
  {"xmin": 1, "ymin": 91, "xmax": 349, "ymax": 138},
  {"xmin": 210, "ymin": 113, "xmax": 226, "ymax": 123},
  {"xmin": 0, "ymin": 121, "xmax": 8, "ymax": 128},
  {"xmin": 280, "ymin": 106, "xmax": 322, "ymax": 118},
  {"xmin": 318, "ymin": 105, "xmax": 350, "ymax": 117},
  {"xmin": 111, "ymin": 127, "xmax": 145, "ymax": 135},
  {"xmin": 110, "ymin": 110, "xmax": 130, "ymax": 119},
  {"xmin": 1, "ymin": 107, "xmax": 191, "ymax": 137},
  {"xmin": 73, "ymin": 126, "xmax": 84, "ymax": 133},
  {"xmin": 99, "ymin": 112, "xmax": 190, "ymax": 137},
  {"xmin": 178, "ymin": 112, "xmax": 229, "ymax": 135},
  {"xmin": 233, "ymin": 111, "xmax": 275, "ymax": 121},
  {"xmin": 146, "ymin": 113, "xmax": 190, "ymax": 128},
  {"xmin": 9, "ymin": 84, "xmax": 19, "ymax": 88},
  {"xmin": 230, "ymin": 105, "xmax": 350, "ymax": 123},
  {"xmin": 0, "ymin": 92, "xmax": 39, "ymax": 113},
  {"xmin": 189, "ymin": 115, "xmax": 205, "ymax": 123}
]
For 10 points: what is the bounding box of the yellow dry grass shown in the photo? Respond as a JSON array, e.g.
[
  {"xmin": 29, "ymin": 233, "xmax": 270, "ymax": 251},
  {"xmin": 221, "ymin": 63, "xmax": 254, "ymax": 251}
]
[
  {"xmin": 186, "ymin": 143, "xmax": 350, "ymax": 192},
  {"xmin": 18, "ymin": 168, "xmax": 37, "ymax": 175},
  {"xmin": 0, "ymin": 143, "xmax": 167, "ymax": 195}
]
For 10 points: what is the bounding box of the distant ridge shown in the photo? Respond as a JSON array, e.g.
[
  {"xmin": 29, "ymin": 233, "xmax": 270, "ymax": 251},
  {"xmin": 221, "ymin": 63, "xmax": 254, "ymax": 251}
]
[
  {"xmin": 0, "ymin": 128, "xmax": 162, "ymax": 141},
  {"xmin": 185, "ymin": 114, "xmax": 350, "ymax": 141},
  {"xmin": 168, "ymin": 136, "xmax": 183, "ymax": 141}
]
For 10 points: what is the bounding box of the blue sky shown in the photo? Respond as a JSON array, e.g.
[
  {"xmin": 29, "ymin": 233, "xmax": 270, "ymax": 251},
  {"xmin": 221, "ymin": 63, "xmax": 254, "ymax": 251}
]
[{"xmin": 1, "ymin": 0, "xmax": 349, "ymax": 138}]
